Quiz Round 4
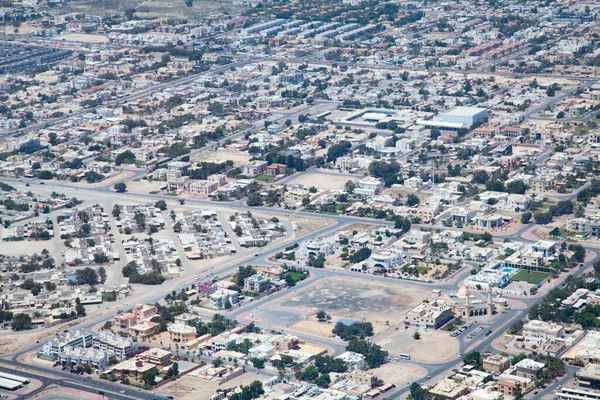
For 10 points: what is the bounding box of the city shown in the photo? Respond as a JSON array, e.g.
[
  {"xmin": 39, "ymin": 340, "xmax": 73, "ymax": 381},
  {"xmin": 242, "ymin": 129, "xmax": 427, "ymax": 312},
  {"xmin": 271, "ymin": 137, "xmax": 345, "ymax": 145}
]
[{"xmin": 1, "ymin": 0, "xmax": 600, "ymax": 400}]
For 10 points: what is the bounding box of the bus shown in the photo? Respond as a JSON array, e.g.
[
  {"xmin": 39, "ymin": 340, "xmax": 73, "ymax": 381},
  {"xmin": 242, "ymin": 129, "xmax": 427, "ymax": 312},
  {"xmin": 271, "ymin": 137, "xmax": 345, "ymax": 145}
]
[{"xmin": 400, "ymin": 354, "xmax": 411, "ymax": 360}]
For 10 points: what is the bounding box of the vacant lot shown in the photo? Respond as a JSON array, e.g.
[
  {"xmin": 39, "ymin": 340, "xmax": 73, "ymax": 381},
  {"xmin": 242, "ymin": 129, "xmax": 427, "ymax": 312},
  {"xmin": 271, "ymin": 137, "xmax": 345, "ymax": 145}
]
[
  {"xmin": 286, "ymin": 172, "xmax": 359, "ymax": 191},
  {"xmin": 511, "ymin": 270, "xmax": 550, "ymax": 285},
  {"xmin": 58, "ymin": 0, "xmax": 245, "ymax": 20},
  {"xmin": 270, "ymin": 278, "xmax": 428, "ymax": 332},
  {"xmin": 375, "ymin": 328, "xmax": 459, "ymax": 363},
  {"xmin": 156, "ymin": 372, "xmax": 268, "ymax": 400}
]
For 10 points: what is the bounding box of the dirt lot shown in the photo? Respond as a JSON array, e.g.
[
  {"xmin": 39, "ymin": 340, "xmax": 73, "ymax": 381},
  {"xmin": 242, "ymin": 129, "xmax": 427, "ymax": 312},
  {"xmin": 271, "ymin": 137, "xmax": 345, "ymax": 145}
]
[
  {"xmin": 375, "ymin": 328, "xmax": 459, "ymax": 363},
  {"xmin": 285, "ymin": 172, "xmax": 360, "ymax": 191},
  {"xmin": 370, "ymin": 362, "xmax": 427, "ymax": 388},
  {"xmin": 58, "ymin": 0, "xmax": 245, "ymax": 20},
  {"xmin": 253, "ymin": 278, "xmax": 429, "ymax": 337},
  {"xmin": 193, "ymin": 151, "xmax": 252, "ymax": 166},
  {"xmin": 288, "ymin": 215, "xmax": 331, "ymax": 238},
  {"xmin": 30, "ymin": 387, "xmax": 104, "ymax": 400},
  {"xmin": 55, "ymin": 33, "xmax": 110, "ymax": 43},
  {"xmin": 156, "ymin": 373, "xmax": 268, "ymax": 400}
]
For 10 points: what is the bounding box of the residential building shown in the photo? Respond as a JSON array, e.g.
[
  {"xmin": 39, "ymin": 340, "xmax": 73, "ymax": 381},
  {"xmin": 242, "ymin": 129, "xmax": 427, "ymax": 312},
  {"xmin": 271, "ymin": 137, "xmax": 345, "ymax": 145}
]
[
  {"xmin": 335, "ymin": 351, "xmax": 365, "ymax": 371},
  {"xmin": 482, "ymin": 354, "xmax": 511, "ymax": 374},
  {"xmin": 244, "ymin": 274, "xmax": 271, "ymax": 293},
  {"xmin": 167, "ymin": 323, "xmax": 196, "ymax": 343},
  {"xmin": 404, "ymin": 300, "xmax": 453, "ymax": 329}
]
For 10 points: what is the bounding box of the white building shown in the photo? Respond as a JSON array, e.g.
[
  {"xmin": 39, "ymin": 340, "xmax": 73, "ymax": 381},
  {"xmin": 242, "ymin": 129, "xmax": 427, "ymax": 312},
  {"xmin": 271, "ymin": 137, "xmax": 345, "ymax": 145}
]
[
  {"xmin": 302, "ymin": 239, "xmax": 335, "ymax": 256},
  {"xmin": 335, "ymin": 351, "xmax": 365, "ymax": 370},
  {"xmin": 370, "ymin": 250, "xmax": 403, "ymax": 269},
  {"xmin": 209, "ymin": 289, "xmax": 239, "ymax": 309},
  {"xmin": 354, "ymin": 177, "xmax": 382, "ymax": 196}
]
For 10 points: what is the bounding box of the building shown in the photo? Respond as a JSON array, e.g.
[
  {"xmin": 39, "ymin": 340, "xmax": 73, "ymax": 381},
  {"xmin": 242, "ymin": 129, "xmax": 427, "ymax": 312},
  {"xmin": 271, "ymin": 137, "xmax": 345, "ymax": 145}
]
[
  {"xmin": 167, "ymin": 323, "xmax": 196, "ymax": 343},
  {"xmin": 482, "ymin": 354, "xmax": 511, "ymax": 374},
  {"xmin": 522, "ymin": 320, "xmax": 564, "ymax": 346},
  {"xmin": 404, "ymin": 300, "xmax": 453, "ymax": 329},
  {"xmin": 93, "ymin": 331, "xmax": 138, "ymax": 359},
  {"xmin": 370, "ymin": 250, "xmax": 403, "ymax": 269},
  {"xmin": 441, "ymin": 107, "xmax": 488, "ymax": 127},
  {"xmin": 302, "ymin": 239, "xmax": 335, "ymax": 256},
  {"xmin": 335, "ymin": 351, "xmax": 365, "ymax": 371},
  {"xmin": 244, "ymin": 274, "xmax": 271, "ymax": 293},
  {"xmin": 514, "ymin": 358, "xmax": 545, "ymax": 380},
  {"xmin": 209, "ymin": 289, "xmax": 239, "ymax": 309},
  {"xmin": 242, "ymin": 160, "xmax": 268, "ymax": 177},
  {"xmin": 39, "ymin": 330, "xmax": 94, "ymax": 360},
  {"xmin": 556, "ymin": 386, "xmax": 600, "ymax": 400},
  {"xmin": 577, "ymin": 363, "xmax": 600, "ymax": 389},
  {"xmin": 210, "ymin": 333, "xmax": 236, "ymax": 351},
  {"xmin": 498, "ymin": 379, "xmax": 524, "ymax": 397},
  {"xmin": 354, "ymin": 177, "xmax": 382, "ymax": 196},
  {"xmin": 428, "ymin": 378, "xmax": 470, "ymax": 400}
]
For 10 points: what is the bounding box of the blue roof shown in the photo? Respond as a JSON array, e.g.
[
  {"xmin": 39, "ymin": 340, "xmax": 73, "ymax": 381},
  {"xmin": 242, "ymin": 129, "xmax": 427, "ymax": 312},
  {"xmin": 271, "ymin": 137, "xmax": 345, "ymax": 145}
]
[{"xmin": 336, "ymin": 318, "xmax": 357, "ymax": 326}]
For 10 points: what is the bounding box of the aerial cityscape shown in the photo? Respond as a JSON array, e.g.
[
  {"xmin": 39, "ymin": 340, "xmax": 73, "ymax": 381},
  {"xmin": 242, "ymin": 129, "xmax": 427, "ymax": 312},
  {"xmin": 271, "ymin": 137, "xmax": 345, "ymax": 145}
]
[{"xmin": 2, "ymin": 0, "xmax": 600, "ymax": 399}]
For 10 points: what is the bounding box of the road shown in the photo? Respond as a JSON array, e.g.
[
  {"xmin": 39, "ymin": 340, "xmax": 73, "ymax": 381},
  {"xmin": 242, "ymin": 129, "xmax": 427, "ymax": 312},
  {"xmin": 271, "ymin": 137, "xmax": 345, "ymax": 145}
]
[{"xmin": 4, "ymin": 178, "xmax": 599, "ymax": 399}]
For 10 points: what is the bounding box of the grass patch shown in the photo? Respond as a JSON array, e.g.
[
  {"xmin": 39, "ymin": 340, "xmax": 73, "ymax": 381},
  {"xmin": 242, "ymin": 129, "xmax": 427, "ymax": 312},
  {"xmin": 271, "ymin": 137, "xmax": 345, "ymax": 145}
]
[
  {"xmin": 416, "ymin": 266, "xmax": 429, "ymax": 275},
  {"xmin": 512, "ymin": 270, "xmax": 550, "ymax": 285},
  {"xmin": 255, "ymin": 174, "xmax": 276, "ymax": 182}
]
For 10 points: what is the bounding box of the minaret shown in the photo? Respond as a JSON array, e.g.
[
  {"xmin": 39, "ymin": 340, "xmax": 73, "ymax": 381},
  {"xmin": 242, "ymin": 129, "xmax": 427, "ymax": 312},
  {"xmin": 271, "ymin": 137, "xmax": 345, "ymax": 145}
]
[
  {"xmin": 464, "ymin": 285, "xmax": 471, "ymax": 317},
  {"xmin": 487, "ymin": 283, "xmax": 494, "ymax": 316}
]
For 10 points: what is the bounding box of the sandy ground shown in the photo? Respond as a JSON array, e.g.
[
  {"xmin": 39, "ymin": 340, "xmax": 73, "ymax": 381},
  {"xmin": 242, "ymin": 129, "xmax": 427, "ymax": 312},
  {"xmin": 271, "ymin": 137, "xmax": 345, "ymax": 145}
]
[
  {"xmin": 370, "ymin": 362, "xmax": 427, "ymax": 388},
  {"xmin": 0, "ymin": 240, "xmax": 52, "ymax": 256},
  {"xmin": 156, "ymin": 372, "xmax": 268, "ymax": 400},
  {"xmin": 125, "ymin": 179, "xmax": 166, "ymax": 194},
  {"xmin": 288, "ymin": 215, "xmax": 331, "ymax": 238},
  {"xmin": 54, "ymin": 33, "xmax": 110, "ymax": 43},
  {"xmin": 193, "ymin": 151, "xmax": 252, "ymax": 166},
  {"xmin": 251, "ymin": 277, "xmax": 429, "ymax": 337},
  {"xmin": 375, "ymin": 328, "xmax": 459, "ymax": 363},
  {"xmin": 30, "ymin": 387, "xmax": 104, "ymax": 400},
  {"xmin": 285, "ymin": 172, "xmax": 359, "ymax": 191}
]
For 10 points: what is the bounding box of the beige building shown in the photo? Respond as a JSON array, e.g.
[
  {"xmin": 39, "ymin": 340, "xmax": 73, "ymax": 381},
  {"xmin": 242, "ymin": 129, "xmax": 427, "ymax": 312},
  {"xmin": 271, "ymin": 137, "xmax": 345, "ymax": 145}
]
[
  {"xmin": 167, "ymin": 323, "xmax": 196, "ymax": 344},
  {"xmin": 404, "ymin": 300, "xmax": 454, "ymax": 329},
  {"xmin": 482, "ymin": 354, "xmax": 511, "ymax": 374}
]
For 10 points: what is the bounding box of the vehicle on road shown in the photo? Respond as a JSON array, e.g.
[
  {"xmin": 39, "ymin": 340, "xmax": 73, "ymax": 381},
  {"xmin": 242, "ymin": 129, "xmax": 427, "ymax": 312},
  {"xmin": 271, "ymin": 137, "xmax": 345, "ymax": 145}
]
[{"xmin": 486, "ymin": 330, "xmax": 492, "ymax": 336}]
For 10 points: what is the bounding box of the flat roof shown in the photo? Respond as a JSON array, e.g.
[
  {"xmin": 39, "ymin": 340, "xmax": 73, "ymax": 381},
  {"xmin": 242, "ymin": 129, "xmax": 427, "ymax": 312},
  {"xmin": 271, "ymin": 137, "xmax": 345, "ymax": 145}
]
[
  {"xmin": 444, "ymin": 107, "xmax": 487, "ymax": 117},
  {"xmin": 0, "ymin": 377, "xmax": 23, "ymax": 390},
  {"xmin": 416, "ymin": 120, "xmax": 466, "ymax": 128}
]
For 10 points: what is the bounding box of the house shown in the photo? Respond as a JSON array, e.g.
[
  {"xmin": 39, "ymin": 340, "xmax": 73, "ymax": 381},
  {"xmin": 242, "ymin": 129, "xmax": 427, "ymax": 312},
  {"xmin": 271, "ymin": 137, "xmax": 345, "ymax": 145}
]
[
  {"xmin": 209, "ymin": 289, "xmax": 239, "ymax": 308},
  {"xmin": 514, "ymin": 358, "xmax": 545, "ymax": 380},
  {"xmin": 354, "ymin": 177, "xmax": 382, "ymax": 196},
  {"xmin": 167, "ymin": 323, "xmax": 196, "ymax": 343},
  {"xmin": 335, "ymin": 351, "xmax": 365, "ymax": 371},
  {"xmin": 243, "ymin": 274, "xmax": 271, "ymax": 293},
  {"xmin": 482, "ymin": 354, "xmax": 511, "ymax": 374},
  {"xmin": 242, "ymin": 160, "xmax": 268, "ymax": 177},
  {"xmin": 266, "ymin": 163, "xmax": 287, "ymax": 176}
]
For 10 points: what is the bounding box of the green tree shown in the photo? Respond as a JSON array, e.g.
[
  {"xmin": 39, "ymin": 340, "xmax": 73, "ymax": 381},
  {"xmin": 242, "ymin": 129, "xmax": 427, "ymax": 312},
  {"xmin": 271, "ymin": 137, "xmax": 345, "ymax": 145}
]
[
  {"xmin": 114, "ymin": 182, "xmax": 127, "ymax": 193},
  {"xmin": 11, "ymin": 313, "xmax": 32, "ymax": 331}
]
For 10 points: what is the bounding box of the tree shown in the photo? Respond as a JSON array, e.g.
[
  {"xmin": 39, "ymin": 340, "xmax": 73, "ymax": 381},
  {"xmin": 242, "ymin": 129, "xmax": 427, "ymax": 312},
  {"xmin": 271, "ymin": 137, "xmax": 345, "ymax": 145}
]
[
  {"xmin": 409, "ymin": 383, "xmax": 429, "ymax": 400},
  {"xmin": 506, "ymin": 180, "xmax": 527, "ymax": 194},
  {"xmin": 472, "ymin": 170, "xmax": 489, "ymax": 185},
  {"xmin": 247, "ymin": 193, "xmax": 263, "ymax": 207},
  {"xmin": 534, "ymin": 211, "xmax": 553, "ymax": 225},
  {"xmin": 143, "ymin": 369, "xmax": 158, "ymax": 387},
  {"xmin": 112, "ymin": 204, "xmax": 121, "ymax": 218},
  {"xmin": 11, "ymin": 313, "xmax": 32, "ymax": 331},
  {"xmin": 251, "ymin": 358, "xmax": 265, "ymax": 369},
  {"xmin": 407, "ymin": 194, "xmax": 420, "ymax": 206},
  {"xmin": 114, "ymin": 182, "xmax": 127, "ymax": 193},
  {"xmin": 115, "ymin": 150, "xmax": 136, "ymax": 165},
  {"xmin": 462, "ymin": 351, "xmax": 482, "ymax": 369},
  {"xmin": 76, "ymin": 267, "xmax": 99, "ymax": 285},
  {"xmin": 413, "ymin": 331, "xmax": 421, "ymax": 340},
  {"xmin": 521, "ymin": 211, "xmax": 532, "ymax": 224},
  {"xmin": 154, "ymin": 200, "xmax": 167, "ymax": 211},
  {"xmin": 48, "ymin": 132, "xmax": 58, "ymax": 145},
  {"xmin": 349, "ymin": 248, "xmax": 372, "ymax": 264},
  {"xmin": 316, "ymin": 310, "xmax": 329, "ymax": 322}
]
